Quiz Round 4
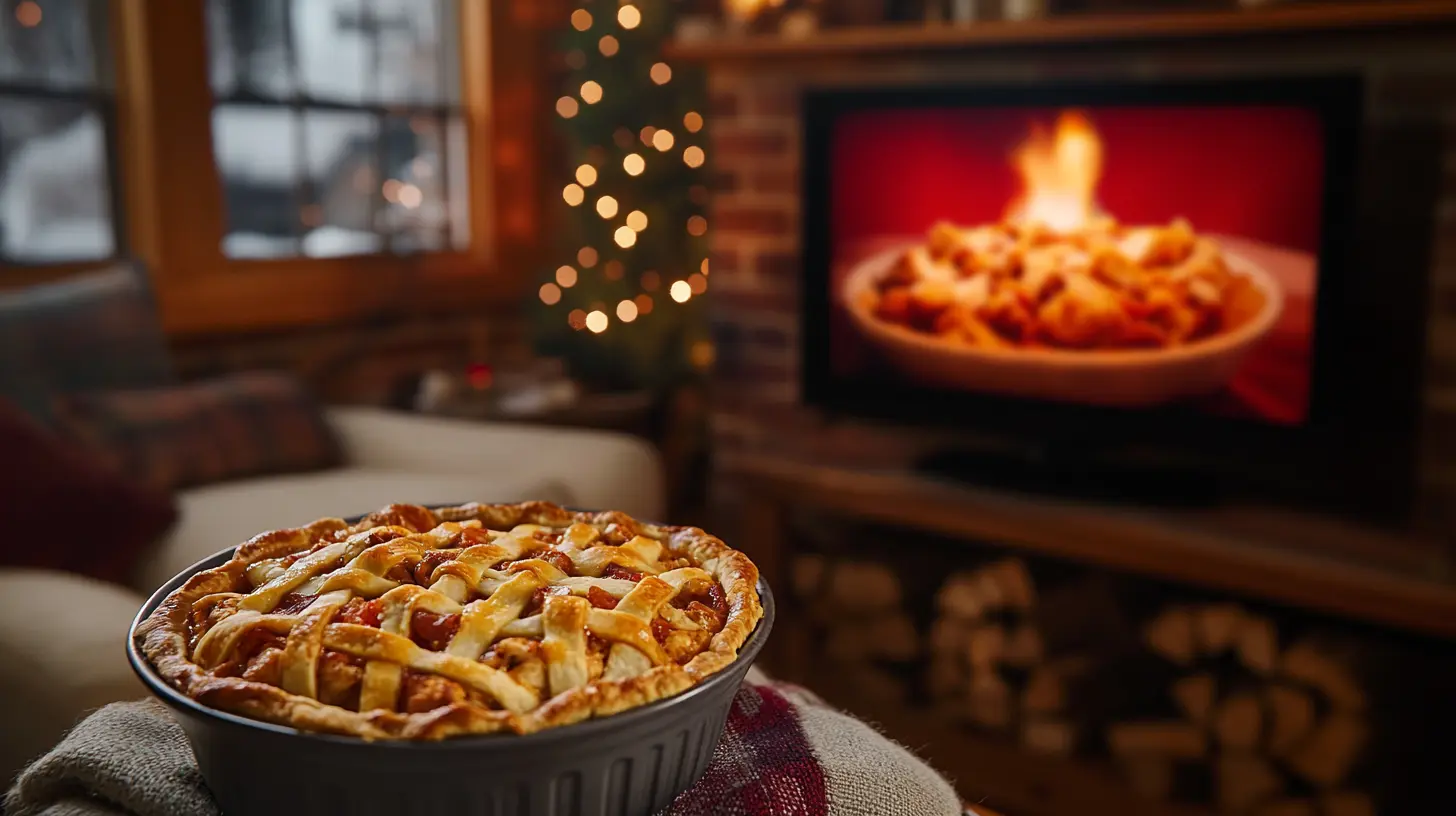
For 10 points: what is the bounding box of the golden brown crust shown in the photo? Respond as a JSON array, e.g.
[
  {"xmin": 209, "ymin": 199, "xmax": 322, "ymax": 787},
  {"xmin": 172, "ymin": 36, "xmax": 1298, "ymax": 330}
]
[{"xmin": 136, "ymin": 501, "xmax": 763, "ymax": 741}]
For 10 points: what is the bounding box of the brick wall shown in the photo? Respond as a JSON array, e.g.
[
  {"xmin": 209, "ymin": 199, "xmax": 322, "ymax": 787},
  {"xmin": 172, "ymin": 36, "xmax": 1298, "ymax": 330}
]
[{"xmin": 703, "ymin": 31, "xmax": 1456, "ymax": 534}]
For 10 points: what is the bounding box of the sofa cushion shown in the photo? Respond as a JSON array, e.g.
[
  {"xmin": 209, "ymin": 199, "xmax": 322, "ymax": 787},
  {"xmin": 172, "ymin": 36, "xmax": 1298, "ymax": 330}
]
[
  {"xmin": 0, "ymin": 569, "xmax": 148, "ymax": 786},
  {"xmin": 0, "ymin": 265, "xmax": 173, "ymax": 425},
  {"xmin": 0, "ymin": 398, "xmax": 178, "ymax": 584},
  {"xmin": 55, "ymin": 371, "xmax": 342, "ymax": 494},
  {"xmin": 131, "ymin": 468, "xmax": 575, "ymax": 594}
]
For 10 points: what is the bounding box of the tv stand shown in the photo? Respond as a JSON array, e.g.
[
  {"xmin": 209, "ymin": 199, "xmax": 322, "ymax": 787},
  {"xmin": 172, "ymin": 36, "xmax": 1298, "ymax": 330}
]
[{"xmin": 913, "ymin": 446, "xmax": 1221, "ymax": 507}]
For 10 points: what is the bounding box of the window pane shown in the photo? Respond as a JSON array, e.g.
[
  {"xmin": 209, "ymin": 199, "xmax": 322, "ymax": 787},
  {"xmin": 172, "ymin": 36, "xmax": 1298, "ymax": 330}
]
[
  {"xmin": 380, "ymin": 115, "xmax": 446, "ymax": 252},
  {"xmin": 302, "ymin": 109, "xmax": 381, "ymax": 257},
  {"xmin": 207, "ymin": 0, "xmax": 293, "ymax": 99},
  {"xmin": 446, "ymin": 115, "xmax": 469, "ymax": 250},
  {"xmin": 373, "ymin": 0, "xmax": 458, "ymax": 105},
  {"xmin": 213, "ymin": 105, "xmax": 301, "ymax": 258},
  {"xmin": 0, "ymin": 98, "xmax": 113, "ymax": 261},
  {"xmin": 0, "ymin": 0, "xmax": 106, "ymax": 89}
]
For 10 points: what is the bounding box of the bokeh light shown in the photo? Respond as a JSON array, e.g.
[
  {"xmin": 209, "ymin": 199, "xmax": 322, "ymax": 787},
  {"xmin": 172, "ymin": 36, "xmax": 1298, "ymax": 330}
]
[
  {"xmin": 614, "ymin": 226, "xmax": 637, "ymax": 248},
  {"xmin": 596, "ymin": 196, "xmax": 619, "ymax": 219},
  {"xmin": 687, "ymin": 215, "xmax": 707, "ymax": 236},
  {"xmin": 580, "ymin": 81, "xmax": 603, "ymax": 104},
  {"xmin": 562, "ymin": 184, "xmax": 585, "ymax": 206},
  {"xmin": 688, "ymin": 273, "xmax": 708, "ymax": 295},
  {"xmin": 626, "ymin": 210, "xmax": 648, "ymax": 231},
  {"xmin": 598, "ymin": 35, "xmax": 619, "ymax": 56},
  {"xmin": 617, "ymin": 299, "xmax": 639, "ymax": 323},
  {"xmin": 586, "ymin": 310, "xmax": 609, "ymax": 333},
  {"xmin": 568, "ymin": 309, "xmax": 587, "ymax": 330},
  {"xmin": 684, "ymin": 111, "xmax": 704, "ymax": 133},
  {"xmin": 570, "ymin": 9, "xmax": 592, "ymax": 31},
  {"xmin": 577, "ymin": 246, "xmax": 598, "ymax": 268},
  {"xmin": 650, "ymin": 63, "xmax": 672, "ymax": 85},
  {"xmin": 618, "ymin": 5, "xmax": 641, "ymax": 29},
  {"xmin": 539, "ymin": 283, "xmax": 562, "ymax": 305},
  {"xmin": 623, "ymin": 153, "xmax": 645, "ymax": 176},
  {"xmin": 575, "ymin": 164, "xmax": 597, "ymax": 186},
  {"xmin": 556, "ymin": 97, "xmax": 579, "ymax": 118},
  {"xmin": 556, "ymin": 265, "xmax": 578, "ymax": 287},
  {"xmin": 670, "ymin": 281, "xmax": 692, "ymax": 303},
  {"xmin": 652, "ymin": 130, "xmax": 675, "ymax": 152},
  {"xmin": 683, "ymin": 146, "xmax": 705, "ymax": 168}
]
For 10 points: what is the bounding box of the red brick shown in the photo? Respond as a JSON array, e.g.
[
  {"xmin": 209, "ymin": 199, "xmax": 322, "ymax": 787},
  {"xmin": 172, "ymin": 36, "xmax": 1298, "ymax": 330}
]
[
  {"xmin": 710, "ymin": 170, "xmax": 739, "ymax": 193},
  {"xmin": 711, "ymin": 286, "xmax": 798, "ymax": 315},
  {"xmin": 713, "ymin": 128, "xmax": 792, "ymax": 158},
  {"xmin": 747, "ymin": 88, "xmax": 800, "ymax": 117},
  {"xmin": 710, "ymin": 91, "xmax": 739, "ymax": 118},
  {"xmin": 750, "ymin": 170, "xmax": 798, "ymax": 195},
  {"xmin": 756, "ymin": 252, "xmax": 801, "ymax": 280},
  {"xmin": 710, "ymin": 248, "xmax": 742, "ymax": 277},
  {"xmin": 714, "ymin": 206, "xmax": 792, "ymax": 235}
]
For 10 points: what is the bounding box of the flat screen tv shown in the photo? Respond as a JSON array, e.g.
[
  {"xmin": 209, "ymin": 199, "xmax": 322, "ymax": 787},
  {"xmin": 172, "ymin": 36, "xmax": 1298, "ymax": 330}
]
[{"xmin": 802, "ymin": 77, "xmax": 1432, "ymax": 518}]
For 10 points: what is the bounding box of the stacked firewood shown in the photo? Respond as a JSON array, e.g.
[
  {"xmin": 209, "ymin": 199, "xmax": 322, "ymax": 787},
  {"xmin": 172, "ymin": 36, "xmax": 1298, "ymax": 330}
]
[
  {"xmin": 791, "ymin": 553, "xmax": 920, "ymax": 702},
  {"xmin": 1109, "ymin": 603, "xmax": 1374, "ymax": 815},
  {"xmin": 927, "ymin": 558, "xmax": 1094, "ymax": 757}
]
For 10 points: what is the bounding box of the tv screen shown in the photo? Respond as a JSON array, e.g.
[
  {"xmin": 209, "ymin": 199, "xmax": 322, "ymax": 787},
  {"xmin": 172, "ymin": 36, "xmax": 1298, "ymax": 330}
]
[{"xmin": 818, "ymin": 92, "xmax": 1335, "ymax": 427}]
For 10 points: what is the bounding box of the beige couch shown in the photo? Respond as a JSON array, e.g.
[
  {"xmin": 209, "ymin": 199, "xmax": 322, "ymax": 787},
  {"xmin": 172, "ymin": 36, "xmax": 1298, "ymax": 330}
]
[{"xmin": 0, "ymin": 406, "xmax": 664, "ymax": 785}]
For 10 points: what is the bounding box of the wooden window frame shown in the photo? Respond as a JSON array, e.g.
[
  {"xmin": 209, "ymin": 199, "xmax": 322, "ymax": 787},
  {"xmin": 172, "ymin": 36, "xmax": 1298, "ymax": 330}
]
[{"xmin": 71, "ymin": 0, "xmax": 556, "ymax": 336}]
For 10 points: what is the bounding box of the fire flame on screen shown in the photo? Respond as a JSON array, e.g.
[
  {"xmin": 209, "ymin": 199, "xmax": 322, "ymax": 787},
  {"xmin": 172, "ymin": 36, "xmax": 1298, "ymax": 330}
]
[{"xmin": 1005, "ymin": 111, "xmax": 1105, "ymax": 234}]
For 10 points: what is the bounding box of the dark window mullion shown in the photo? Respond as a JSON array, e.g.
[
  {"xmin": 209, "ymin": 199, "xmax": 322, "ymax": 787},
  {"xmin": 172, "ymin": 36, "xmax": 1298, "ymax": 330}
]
[
  {"xmin": 280, "ymin": 0, "xmax": 309, "ymax": 254},
  {"xmin": 98, "ymin": 98, "xmax": 126, "ymax": 259}
]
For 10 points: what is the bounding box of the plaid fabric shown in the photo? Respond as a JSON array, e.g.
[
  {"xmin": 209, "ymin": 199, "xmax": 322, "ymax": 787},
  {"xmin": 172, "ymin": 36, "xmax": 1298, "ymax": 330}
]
[
  {"xmin": 6, "ymin": 676, "xmax": 964, "ymax": 816},
  {"xmin": 53, "ymin": 371, "xmax": 342, "ymax": 495},
  {"xmin": 0, "ymin": 264, "xmax": 174, "ymax": 425}
]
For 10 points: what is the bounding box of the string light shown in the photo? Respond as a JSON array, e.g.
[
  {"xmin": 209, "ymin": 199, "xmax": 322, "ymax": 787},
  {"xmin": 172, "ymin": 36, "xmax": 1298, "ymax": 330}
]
[
  {"xmin": 575, "ymin": 164, "xmax": 597, "ymax": 186},
  {"xmin": 618, "ymin": 5, "xmax": 641, "ymax": 29},
  {"xmin": 539, "ymin": 283, "xmax": 562, "ymax": 305},
  {"xmin": 689, "ymin": 273, "xmax": 708, "ymax": 295},
  {"xmin": 626, "ymin": 210, "xmax": 648, "ymax": 231},
  {"xmin": 617, "ymin": 299, "xmax": 639, "ymax": 323},
  {"xmin": 640, "ymin": 126, "xmax": 656, "ymax": 146},
  {"xmin": 586, "ymin": 310, "xmax": 609, "ymax": 333},
  {"xmin": 562, "ymin": 184, "xmax": 585, "ymax": 206},
  {"xmin": 578, "ymin": 247, "xmax": 598, "ymax": 267},
  {"xmin": 670, "ymin": 281, "xmax": 692, "ymax": 303},
  {"xmin": 596, "ymin": 196, "xmax": 619, "ymax": 219},
  {"xmin": 580, "ymin": 81, "xmax": 603, "ymax": 104},
  {"xmin": 568, "ymin": 309, "xmax": 587, "ymax": 330},
  {"xmin": 570, "ymin": 9, "xmax": 592, "ymax": 30},
  {"xmin": 652, "ymin": 130, "xmax": 675, "ymax": 152},
  {"xmin": 623, "ymin": 153, "xmax": 645, "ymax": 176},
  {"xmin": 687, "ymin": 215, "xmax": 707, "ymax": 236},
  {"xmin": 684, "ymin": 112, "xmax": 704, "ymax": 133},
  {"xmin": 614, "ymin": 226, "xmax": 637, "ymax": 248},
  {"xmin": 635, "ymin": 294, "xmax": 655, "ymax": 315},
  {"xmin": 683, "ymin": 146, "xmax": 705, "ymax": 168},
  {"xmin": 640, "ymin": 271, "xmax": 660, "ymax": 291},
  {"xmin": 598, "ymin": 35, "xmax": 619, "ymax": 56},
  {"xmin": 556, "ymin": 97, "xmax": 579, "ymax": 118},
  {"xmin": 650, "ymin": 63, "xmax": 672, "ymax": 85},
  {"xmin": 556, "ymin": 265, "xmax": 578, "ymax": 287}
]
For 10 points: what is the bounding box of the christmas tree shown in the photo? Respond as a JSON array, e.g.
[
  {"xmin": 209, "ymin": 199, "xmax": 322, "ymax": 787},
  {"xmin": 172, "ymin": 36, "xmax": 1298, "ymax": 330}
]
[{"xmin": 534, "ymin": 0, "xmax": 712, "ymax": 392}]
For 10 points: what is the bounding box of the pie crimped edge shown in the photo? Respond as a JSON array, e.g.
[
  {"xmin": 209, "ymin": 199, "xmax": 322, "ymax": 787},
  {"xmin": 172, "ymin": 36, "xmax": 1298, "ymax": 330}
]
[{"xmin": 136, "ymin": 500, "xmax": 763, "ymax": 741}]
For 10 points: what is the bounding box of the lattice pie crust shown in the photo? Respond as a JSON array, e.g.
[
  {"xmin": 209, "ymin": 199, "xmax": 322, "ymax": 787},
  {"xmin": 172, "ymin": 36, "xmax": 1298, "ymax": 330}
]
[{"xmin": 138, "ymin": 501, "xmax": 763, "ymax": 740}]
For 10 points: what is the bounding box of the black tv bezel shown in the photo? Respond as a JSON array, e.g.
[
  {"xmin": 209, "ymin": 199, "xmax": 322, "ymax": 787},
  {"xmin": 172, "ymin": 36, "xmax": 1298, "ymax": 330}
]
[{"xmin": 801, "ymin": 75, "xmax": 1426, "ymax": 517}]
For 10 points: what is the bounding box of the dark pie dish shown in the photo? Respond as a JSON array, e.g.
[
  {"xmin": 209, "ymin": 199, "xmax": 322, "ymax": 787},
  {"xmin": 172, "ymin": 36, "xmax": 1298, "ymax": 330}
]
[{"xmin": 126, "ymin": 502, "xmax": 774, "ymax": 816}]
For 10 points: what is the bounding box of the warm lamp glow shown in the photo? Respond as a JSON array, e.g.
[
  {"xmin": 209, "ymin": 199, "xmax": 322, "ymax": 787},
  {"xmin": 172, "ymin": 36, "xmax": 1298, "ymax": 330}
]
[
  {"xmin": 684, "ymin": 112, "xmax": 703, "ymax": 133},
  {"xmin": 556, "ymin": 265, "xmax": 578, "ymax": 287},
  {"xmin": 556, "ymin": 97, "xmax": 579, "ymax": 118},
  {"xmin": 598, "ymin": 35, "xmax": 619, "ymax": 56},
  {"xmin": 562, "ymin": 184, "xmax": 585, "ymax": 206},
  {"xmin": 687, "ymin": 215, "xmax": 707, "ymax": 236},
  {"xmin": 617, "ymin": 299, "xmax": 639, "ymax": 322},
  {"xmin": 539, "ymin": 283, "xmax": 562, "ymax": 305},
  {"xmin": 652, "ymin": 130, "xmax": 675, "ymax": 152},
  {"xmin": 614, "ymin": 226, "xmax": 637, "ymax": 248},
  {"xmin": 596, "ymin": 196, "xmax": 619, "ymax": 219},
  {"xmin": 688, "ymin": 273, "xmax": 708, "ymax": 295},
  {"xmin": 669, "ymin": 281, "xmax": 692, "ymax": 303},
  {"xmin": 650, "ymin": 63, "xmax": 672, "ymax": 85},
  {"xmin": 623, "ymin": 153, "xmax": 645, "ymax": 176},
  {"xmin": 683, "ymin": 146, "xmax": 705, "ymax": 168},
  {"xmin": 1006, "ymin": 111, "xmax": 1104, "ymax": 234},
  {"xmin": 578, "ymin": 246, "xmax": 599, "ymax": 267},
  {"xmin": 15, "ymin": 1, "xmax": 41, "ymax": 27},
  {"xmin": 580, "ymin": 81, "xmax": 603, "ymax": 104},
  {"xmin": 570, "ymin": 9, "xmax": 592, "ymax": 31},
  {"xmin": 575, "ymin": 164, "xmax": 598, "ymax": 186},
  {"xmin": 586, "ymin": 310, "xmax": 609, "ymax": 333},
  {"xmin": 618, "ymin": 5, "xmax": 641, "ymax": 29},
  {"xmin": 626, "ymin": 210, "xmax": 648, "ymax": 231},
  {"xmin": 568, "ymin": 309, "xmax": 587, "ymax": 330}
]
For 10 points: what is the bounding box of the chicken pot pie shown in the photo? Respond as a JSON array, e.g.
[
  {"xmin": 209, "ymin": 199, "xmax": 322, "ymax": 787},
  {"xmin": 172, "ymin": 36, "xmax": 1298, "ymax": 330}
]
[
  {"xmin": 137, "ymin": 501, "xmax": 763, "ymax": 741},
  {"xmin": 861, "ymin": 218, "xmax": 1267, "ymax": 351}
]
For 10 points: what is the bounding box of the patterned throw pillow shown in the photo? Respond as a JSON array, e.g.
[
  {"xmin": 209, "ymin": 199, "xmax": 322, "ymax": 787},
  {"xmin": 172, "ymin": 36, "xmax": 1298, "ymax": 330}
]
[
  {"xmin": 53, "ymin": 372, "xmax": 343, "ymax": 494},
  {"xmin": 0, "ymin": 398, "xmax": 177, "ymax": 583}
]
